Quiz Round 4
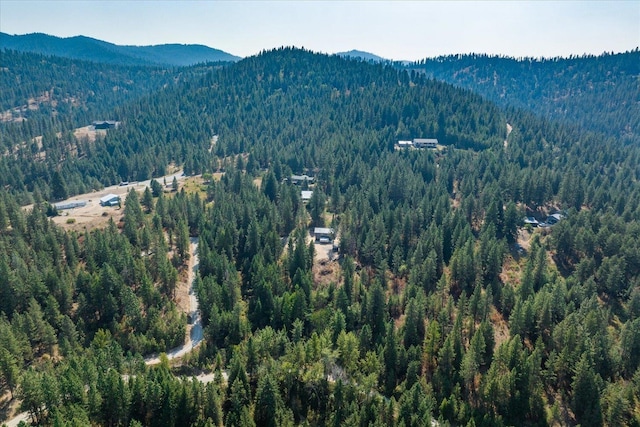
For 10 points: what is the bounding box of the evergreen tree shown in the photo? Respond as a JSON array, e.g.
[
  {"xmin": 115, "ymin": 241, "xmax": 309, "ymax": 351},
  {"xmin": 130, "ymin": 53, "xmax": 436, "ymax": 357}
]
[
  {"xmin": 51, "ymin": 170, "xmax": 68, "ymax": 201},
  {"xmin": 572, "ymin": 353, "xmax": 603, "ymax": 427},
  {"xmin": 253, "ymin": 371, "xmax": 282, "ymax": 427}
]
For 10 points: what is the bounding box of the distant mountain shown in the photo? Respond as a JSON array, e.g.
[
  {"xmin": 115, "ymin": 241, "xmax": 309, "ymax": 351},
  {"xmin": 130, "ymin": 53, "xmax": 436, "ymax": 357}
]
[
  {"xmin": 0, "ymin": 32, "xmax": 241, "ymax": 66},
  {"xmin": 408, "ymin": 50, "xmax": 640, "ymax": 141},
  {"xmin": 337, "ymin": 50, "xmax": 387, "ymax": 62}
]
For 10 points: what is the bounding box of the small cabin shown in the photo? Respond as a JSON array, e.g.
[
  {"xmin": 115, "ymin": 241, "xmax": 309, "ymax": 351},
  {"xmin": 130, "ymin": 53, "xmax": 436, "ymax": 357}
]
[{"xmin": 92, "ymin": 120, "xmax": 119, "ymax": 130}]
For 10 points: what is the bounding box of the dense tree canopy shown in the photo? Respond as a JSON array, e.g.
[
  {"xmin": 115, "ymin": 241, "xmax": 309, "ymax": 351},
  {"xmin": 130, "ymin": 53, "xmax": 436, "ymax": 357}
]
[{"xmin": 1, "ymin": 47, "xmax": 639, "ymax": 426}]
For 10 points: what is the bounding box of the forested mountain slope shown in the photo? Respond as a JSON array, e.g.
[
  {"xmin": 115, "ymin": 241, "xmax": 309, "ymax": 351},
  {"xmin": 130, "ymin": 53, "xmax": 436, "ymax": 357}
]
[
  {"xmin": 411, "ymin": 50, "xmax": 640, "ymax": 141},
  {"xmin": 1, "ymin": 50, "xmax": 179, "ymax": 123},
  {"xmin": 0, "ymin": 50, "xmax": 224, "ymax": 203},
  {"xmin": 0, "ymin": 32, "xmax": 241, "ymax": 66},
  {"xmin": 0, "ymin": 47, "xmax": 639, "ymax": 426}
]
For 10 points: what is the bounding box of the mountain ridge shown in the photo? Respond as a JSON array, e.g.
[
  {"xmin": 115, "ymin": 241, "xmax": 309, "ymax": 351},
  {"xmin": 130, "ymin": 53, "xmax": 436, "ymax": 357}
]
[
  {"xmin": 0, "ymin": 32, "xmax": 241, "ymax": 66},
  {"xmin": 336, "ymin": 49, "xmax": 387, "ymax": 62}
]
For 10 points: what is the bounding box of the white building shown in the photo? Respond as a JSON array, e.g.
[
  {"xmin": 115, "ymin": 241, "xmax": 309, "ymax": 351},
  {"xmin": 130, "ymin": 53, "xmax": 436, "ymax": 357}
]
[
  {"xmin": 396, "ymin": 140, "xmax": 413, "ymax": 149},
  {"xmin": 301, "ymin": 190, "xmax": 313, "ymax": 202},
  {"xmin": 314, "ymin": 227, "xmax": 334, "ymax": 243},
  {"xmin": 413, "ymin": 138, "xmax": 438, "ymax": 149}
]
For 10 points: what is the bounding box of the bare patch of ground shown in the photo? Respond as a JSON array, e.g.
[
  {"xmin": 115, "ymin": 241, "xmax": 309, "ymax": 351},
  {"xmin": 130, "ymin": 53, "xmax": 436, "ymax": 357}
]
[
  {"xmin": 312, "ymin": 257, "xmax": 340, "ymax": 288},
  {"xmin": 208, "ymin": 135, "xmax": 218, "ymax": 153},
  {"xmin": 500, "ymin": 255, "xmax": 523, "ymax": 289},
  {"xmin": 73, "ymin": 125, "xmax": 104, "ymax": 143},
  {"xmin": 310, "ymin": 232, "xmax": 341, "ymax": 287},
  {"xmin": 490, "ymin": 306, "xmax": 510, "ymax": 348},
  {"xmin": 517, "ymin": 228, "xmax": 533, "ymax": 252},
  {"xmin": 504, "ymin": 122, "xmax": 513, "ymax": 149},
  {"xmin": 313, "ymin": 239, "xmax": 336, "ymax": 264},
  {"xmin": 52, "ymin": 205, "xmax": 123, "ymax": 233},
  {"xmin": 32, "ymin": 171, "xmax": 187, "ymax": 233}
]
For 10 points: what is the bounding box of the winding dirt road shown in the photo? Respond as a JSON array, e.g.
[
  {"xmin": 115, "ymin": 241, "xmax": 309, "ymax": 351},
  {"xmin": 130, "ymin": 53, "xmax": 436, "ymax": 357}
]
[{"xmin": 144, "ymin": 237, "xmax": 202, "ymax": 365}]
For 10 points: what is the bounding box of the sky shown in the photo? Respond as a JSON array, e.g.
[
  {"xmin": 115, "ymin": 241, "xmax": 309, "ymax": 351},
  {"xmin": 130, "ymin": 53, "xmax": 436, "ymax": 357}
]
[{"xmin": 1, "ymin": 1, "xmax": 638, "ymax": 61}]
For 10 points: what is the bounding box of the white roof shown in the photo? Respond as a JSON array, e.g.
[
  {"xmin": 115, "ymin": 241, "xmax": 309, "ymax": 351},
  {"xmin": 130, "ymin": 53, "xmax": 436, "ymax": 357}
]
[
  {"xmin": 100, "ymin": 193, "xmax": 120, "ymax": 203},
  {"xmin": 301, "ymin": 190, "xmax": 313, "ymax": 200},
  {"xmin": 291, "ymin": 174, "xmax": 313, "ymax": 181},
  {"xmin": 413, "ymin": 138, "xmax": 438, "ymax": 144},
  {"xmin": 314, "ymin": 227, "xmax": 334, "ymax": 235}
]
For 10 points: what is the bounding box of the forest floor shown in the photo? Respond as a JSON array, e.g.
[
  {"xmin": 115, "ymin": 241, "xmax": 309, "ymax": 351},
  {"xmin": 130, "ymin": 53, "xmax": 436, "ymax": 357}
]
[{"xmin": 490, "ymin": 307, "xmax": 510, "ymax": 348}]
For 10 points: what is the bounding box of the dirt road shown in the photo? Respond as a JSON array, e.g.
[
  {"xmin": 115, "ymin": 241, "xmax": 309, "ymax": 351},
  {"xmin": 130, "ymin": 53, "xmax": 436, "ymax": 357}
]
[
  {"xmin": 3, "ymin": 411, "xmax": 29, "ymax": 427},
  {"xmin": 144, "ymin": 237, "xmax": 202, "ymax": 365}
]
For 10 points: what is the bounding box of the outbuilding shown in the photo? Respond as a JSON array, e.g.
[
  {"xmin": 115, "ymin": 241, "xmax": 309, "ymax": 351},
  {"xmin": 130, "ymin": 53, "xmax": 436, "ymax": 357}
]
[
  {"xmin": 413, "ymin": 138, "xmax": 438, "ymax": 149},
  {"xmin": 301, "ymin": 190, "xmax": 313, "ymax": 202},
  {"xmin": 54, "ymin": 201, "xmax": 87, "ymax": 210},
  {"xmin": 92, "ymin": 120, "xmax": 119, "ymax": 130},
  {"xmin": 546, "ymin": 213, "xmax": 565, "ymax": 225},
  {"xmin": 290, "ymin": 174, "xmax": 315, "ymax": 185},
  {"xmin": 100, "ymin": 194, "xmax": 120, "ymax": 207},
  {"xmin": 396, "ymin": 140, "xmax": 413, "ymax": 149},
  {"xmin": 314, "ymin": 227, "xmax": 334, "ymax": 243}
]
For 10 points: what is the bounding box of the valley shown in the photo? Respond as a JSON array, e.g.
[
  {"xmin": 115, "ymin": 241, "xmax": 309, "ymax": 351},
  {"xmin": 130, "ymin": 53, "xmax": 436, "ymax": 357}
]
[{"xmin": 0, "ymin": 45, "xmax": 639, "ymax": 427}]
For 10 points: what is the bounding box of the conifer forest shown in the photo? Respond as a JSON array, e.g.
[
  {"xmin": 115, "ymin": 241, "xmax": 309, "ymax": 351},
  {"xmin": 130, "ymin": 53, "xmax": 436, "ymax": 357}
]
[{"xmin": 0, "ymin": 46, "xmax": 639, "ymax": 426}]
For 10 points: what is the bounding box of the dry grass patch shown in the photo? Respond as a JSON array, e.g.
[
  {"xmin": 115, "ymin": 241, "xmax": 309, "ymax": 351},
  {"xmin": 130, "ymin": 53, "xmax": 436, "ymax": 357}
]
[
  {"xmin": 181, "ymin": 176, "xmax": 208, "ymax": 199},
  {"xmin": 490, "ymin": 306, "xmax": 510, "ymax": 348},
  {"xmin": 52, "ymin": 207, "xmax": 123, "ymax": 232},
  {"xmin": 312, "ymin": 258, "xmax": 341, "ymax": 288}
]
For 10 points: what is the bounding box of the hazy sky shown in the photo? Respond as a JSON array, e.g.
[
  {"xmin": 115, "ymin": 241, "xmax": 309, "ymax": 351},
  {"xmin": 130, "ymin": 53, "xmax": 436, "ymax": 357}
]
[{"xmin": 1, "ymin": 1, "xmax": 638, "ymax": 60}]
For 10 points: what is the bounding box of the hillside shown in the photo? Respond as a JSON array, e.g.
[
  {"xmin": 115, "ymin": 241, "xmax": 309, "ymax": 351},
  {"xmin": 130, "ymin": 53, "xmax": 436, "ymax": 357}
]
[
  {"xmin": 0, "ymin": 32, "xmax": 241, "ymax": 66},
  {"xmin": 410, "ymin": 50, "xmax": 640, "ymax": 141},
  {"xmin": 1, "ymin": 48, "xmax": 639, "ymax": 426},
  {"xmin": 0, "ymin": 50, "xmax": 181, "ymax": 122}
]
